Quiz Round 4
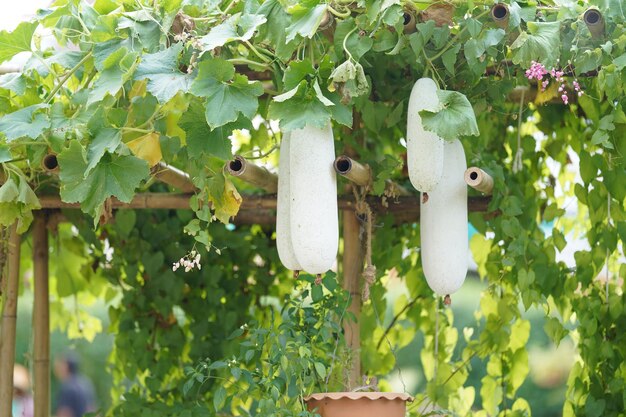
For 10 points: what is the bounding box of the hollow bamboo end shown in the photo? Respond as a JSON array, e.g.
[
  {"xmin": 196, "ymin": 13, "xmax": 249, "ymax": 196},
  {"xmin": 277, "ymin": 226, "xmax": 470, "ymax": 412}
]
[
  {"xmin": 491, "ymin": 4, "xmax": 509, "ymax": 28},
  {"xmin": 583, "ymin": 8, "xmax": 604, "ymax": 38},
  {"xmin": 403, "ymin": 12, "xmax": 417, "ymax": 34},
  {"xmin": 42, "ymin": 153, "xmax": 59, "ymax": 173},
  {"xmin": 226, "ymin": 155, "xmax": 278, "ymax": 193},
  {"xmin": 334, "ymin": 155, "xmax": 371, "ymax": 187},
  {"xmin": 334, "ymin": 156, "xmax": 353, "ymax": 175},
  {"xmin": 227, "ymin": 155, "xmax": 247, "ymax": 177},
  {"xmin": 464, "ymin": 167, "xmax": 494, "ymax": 195}
]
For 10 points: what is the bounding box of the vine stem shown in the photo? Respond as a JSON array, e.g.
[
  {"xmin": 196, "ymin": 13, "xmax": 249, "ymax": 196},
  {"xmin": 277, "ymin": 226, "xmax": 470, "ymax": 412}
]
[
  {"xmin": 342, "ymin": 25, "xmax": 359, "ymax": 62},
  {"xmin": 45, "ymin": 51, "xmax": 93, "ymax": 104},
  {"xmin": 327, "ymin": 5, "xmax": 351, "ymax": 18},
  {"xmin": 376, "ymin": 296, "xmax": 422, "ymax": 349},
  {"xmin": 427, "ymin": 9, "xmax": 491, "ymax": 62},
  {"xmin": 243, "ymin": 40, "xmax": 272, "ymax": 64}
]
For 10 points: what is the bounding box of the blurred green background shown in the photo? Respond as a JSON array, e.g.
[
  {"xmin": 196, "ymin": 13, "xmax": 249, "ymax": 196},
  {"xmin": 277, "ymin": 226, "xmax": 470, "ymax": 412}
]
[{"xmin": 14, "ymin": 273, "xmax": 573, "ymax": 415}]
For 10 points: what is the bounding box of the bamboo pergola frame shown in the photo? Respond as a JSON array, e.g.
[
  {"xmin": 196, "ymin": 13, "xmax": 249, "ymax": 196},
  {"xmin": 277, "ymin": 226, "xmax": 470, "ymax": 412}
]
[{"xmin": 0, "ymin": 156, "xmax": 494, "ymax": 413}]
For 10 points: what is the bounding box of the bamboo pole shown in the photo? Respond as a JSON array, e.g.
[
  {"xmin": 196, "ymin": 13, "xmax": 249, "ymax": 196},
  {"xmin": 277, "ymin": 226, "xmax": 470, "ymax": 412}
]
[
  {"xmin": 464, "ymin": 167, "xmax": 494, "ymax": 195},
  {"xmin": 33, "ymin": 212, "xmax": 50, "ymax": 417},
  {"xmin": 151, "ymin": 162, "xmax": 197, "ymax": 193},
  {"xmin": 225, "ymin": 155, "xmax": 278, "ymax": 193},
  {"xmin": 0, "ymin": 224, "xmax": 20, "ymax": 416},
  {"xmin": 342, "ymin": 201, "xmax": 363, "ymax": 389},
  {"xmin": 35, "ymin": 193, "xmax": 492, "ymax": 216}
]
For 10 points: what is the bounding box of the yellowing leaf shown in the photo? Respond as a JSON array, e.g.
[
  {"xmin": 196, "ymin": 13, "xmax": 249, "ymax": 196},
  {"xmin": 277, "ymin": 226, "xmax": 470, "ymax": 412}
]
[
  {"xmin": 127, "ymin": 132, "xmax": 162, "ymax": 167},
  {"xmin": 214, "ymin": 178, "xmax": 242, "ymax": 224},
  {"xmin": 534, "ymin": 81, "xmax": 559, "ymax": 105}
]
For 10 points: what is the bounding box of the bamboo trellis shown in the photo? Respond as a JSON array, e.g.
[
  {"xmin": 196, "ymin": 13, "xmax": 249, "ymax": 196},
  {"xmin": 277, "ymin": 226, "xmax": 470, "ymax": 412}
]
[{"xmin": 0, "ymin": 155, "xmax": 494, "ymax": 414}]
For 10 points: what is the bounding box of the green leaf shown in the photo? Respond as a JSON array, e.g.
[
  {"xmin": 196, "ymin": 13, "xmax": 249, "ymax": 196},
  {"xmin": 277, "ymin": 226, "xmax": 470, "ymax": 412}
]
[
  {"xmin": 311, "ymin": 284, "xmax": 323, "ymax": 302},
  {"xmin": 511, "ymin": 21, "xmax": 561, "ymax": 67},
  {"xmin": 419, "ymin": 90, "xmax": 479, "ymax": 141},
  {"xmin": 0, "ymin": 144, "xmax": 11, "ymax": 163},
  {"xmin": 134, "ymin": 43, "xmax": 193, "ymax": 103},
  {"xmin": 0, "ymin": 21, "xmax": 37, "ymax": 65},
  {"xmin": 86, "ymin": 128, "xmax": 122, "ymax": 175},
  {"xmin": 0, "ymin": 73, "xmax": 26, "ymax": 94},
  {"xmin": 257, "ymin": 0, "xmax": 298, "ymax": 60},
  {"xmin": 269, "ymin": 82, "xmax": 331, "ymax": 131},
  {"xmin": 58, "ymin": 141, "xmax": 149, "ymax": 220},
  {"xmin": 190, "ymin": 59, "xmax": 263, "ymax": 129},
  {"xmin": 179, "ymin": 100, "xmax": 234, "ymax": 159},
  {"xmin": 544, "ymin": 317, "xmax": 567, "ymax": 345},
  {"xmin": 200, "ymin": 13, "xmax": 267, "ymax": 50},
  {"xmin": 0, "ymin": 104, "xmax": 50, "ymax": 142},
  {"xmin": 213, "ymin": 386, "xmax": 226, "ymax": 411},
  {"xmin": 286, "ymin": 4, "xmax": 327, "ymax": 42},
  {"xmin": 614, "ymin": 53, "xmax": 626, "ymax": 70},
  {"xmin": 314, "ymin": 361, "xmax": 326, "ymax": 379},
  {"xmin": 89, "ymin": 66, "xmax": 125, "ymax": 104}
]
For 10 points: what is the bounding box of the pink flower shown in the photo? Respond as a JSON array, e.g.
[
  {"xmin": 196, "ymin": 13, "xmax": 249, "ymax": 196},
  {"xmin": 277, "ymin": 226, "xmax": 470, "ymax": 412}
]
[
  {"xmin": 561, "ymin": 94, "xmax": 569, "ymax": 105},
  {"xmin": 525, "ymin": 61, "xmax": 548, "ymax": 81}
]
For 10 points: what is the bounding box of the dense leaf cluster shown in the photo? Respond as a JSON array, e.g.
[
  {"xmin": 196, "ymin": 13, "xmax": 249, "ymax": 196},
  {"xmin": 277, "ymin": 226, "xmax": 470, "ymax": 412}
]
[{"xmin": 0, "ymin": 0, "xmax": 625, "ymax": 416}]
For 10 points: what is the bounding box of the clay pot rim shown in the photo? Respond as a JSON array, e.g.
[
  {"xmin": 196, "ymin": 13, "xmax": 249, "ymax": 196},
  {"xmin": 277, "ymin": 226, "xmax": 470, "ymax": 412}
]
[{"xmin": 304, "ymin": 392, "xmax": 414, "ymax": 402}]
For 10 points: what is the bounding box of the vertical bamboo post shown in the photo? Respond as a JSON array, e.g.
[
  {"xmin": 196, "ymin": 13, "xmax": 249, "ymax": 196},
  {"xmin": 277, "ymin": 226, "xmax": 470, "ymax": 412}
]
[
  {"xmin": 342, "ymin": 209, "xmax": 363, "ymax": 388},
  {"xmin": 33, "ymin": 212, "xmax": 50, "ymax": 417},
  {"xmin": 0, "ymin": 224, "xmax": 20, "ymax": 416}
]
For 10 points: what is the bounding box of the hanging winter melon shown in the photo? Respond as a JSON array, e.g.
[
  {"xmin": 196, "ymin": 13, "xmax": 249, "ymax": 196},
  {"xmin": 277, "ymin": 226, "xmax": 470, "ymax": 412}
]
[
  {"xmin": 276, "ymin": 131, "xmax": 302, "ymax": 271},
  {"xmin": 406, "ymin": 78, "xmax": 444, "ymax": 193},
  {"xmin": 289, "ymin": 123, "xmax": 339, "ymax": 274},
  {"xmin": 420, "ymin": 139, "xmax": 468, "ymax": 295}
]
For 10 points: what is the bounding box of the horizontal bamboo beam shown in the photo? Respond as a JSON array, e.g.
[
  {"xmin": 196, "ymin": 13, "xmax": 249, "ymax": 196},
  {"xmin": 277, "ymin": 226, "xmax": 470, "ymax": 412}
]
[
  {"xmin": 226, "ymin": 155, "xmax": 278, "ymax": 193},
  {"xmin": 36, "ymin": 193, "xmax": 491, "ymax": 217}
]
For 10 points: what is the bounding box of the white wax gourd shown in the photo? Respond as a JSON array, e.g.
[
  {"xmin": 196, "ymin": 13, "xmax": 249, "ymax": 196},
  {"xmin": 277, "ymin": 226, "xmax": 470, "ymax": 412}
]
[
  {"xmin": 406, "ymin": 78, "xmax": 445, "ymax": 193},
  {"xmin": 289, "ymin": 123, "xmax": 339, "ymax": 274},
  {"xmin": 276, "ymin": 132, "xmax": 302, "ymax": 271},
  {"xmin": 420, "ymin": 139, "xmax": 468, "ymax": 295}
]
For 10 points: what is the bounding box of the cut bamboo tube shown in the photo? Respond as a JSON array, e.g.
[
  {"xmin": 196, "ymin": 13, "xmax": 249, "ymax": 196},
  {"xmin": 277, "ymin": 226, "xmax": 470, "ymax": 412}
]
[
  {"xmin": 33, "ymin": 213, "xmax": 50, "ymax": 417},
  {"xmin": 403, "ymin": 11, "xmax": 417, "ymax": 34},
  {"xmin": 0, "ymin": 224, "xmax": 20, "ymax": 417},
  {"xmin": 583, "ymin": 8, "xmax": 604, "ymax": 39},
  {"xmin": 151, "ymin": 162, "xmax": 197, "ymax": 193},
  {"xmin": 464, "ymin": 167, "xmax": 494, "ymax": 195},
  {"xmin": 334, "ymin": 155, "xmax": 411, "ymax": 196},
  {"xmin": 226, "ymin": 155, "xmax": 278, "ymax": 193},
  {"xmin": 41, "ymin": 153, "xmax": 59, "ymax": 173},
  {"xmin": 334, "ymin": 155, "xmax": 371, "ymax": 187},
  {"xmin": 491, "ymin": 4, "xmax": 509, "ymax": 29}
]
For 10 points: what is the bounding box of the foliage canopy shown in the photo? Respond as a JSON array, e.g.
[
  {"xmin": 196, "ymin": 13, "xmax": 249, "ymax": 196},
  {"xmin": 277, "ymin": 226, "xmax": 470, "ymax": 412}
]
[{"xmin": 0, "ymin": 0, "xmax": 625, "ymax": 416}]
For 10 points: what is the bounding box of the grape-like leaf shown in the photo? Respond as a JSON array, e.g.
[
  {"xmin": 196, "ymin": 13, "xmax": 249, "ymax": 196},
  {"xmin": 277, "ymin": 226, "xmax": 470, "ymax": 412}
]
[
  {"xmin": 126, "ymin": 132, "xmax": 163, "ymax": 167},
  {"xmin": 419, "ymin": 90, "xmax": 479, "ymax": 141},
  {"xmin": 0, "ymin": 21, "xmax": 37, "ymax": 65},
  {"xmin": 58, "ymin": 141, "xmax": 149, "ymax": 220},
  {"xmin": 0, "ymin": 73, "xmax": 26, "ymax": 94},
  {"xmin": 511, "ymin": 21, "xmax": 561, "ymax": 68},
  {"xmin": 285, "ymin": 4, "xmax": 327, "ymax": 42},
  {"xmin": 179, "ymin": 100, "xmax": 234, "ymax": 160},
  {"xmin": 190, "ymin": 59, "xmax": 263, "ymax": 129},
  {"xmin": 134, "ymin": 43, "xmax": 193, "ymax": 103},
  {"xmin": 0, "ymin": 104, "xmax": 50, "ymax": 142},
  {"xmin": 200, "ymin": 13, "xmax": 267, "ymax": 51}
]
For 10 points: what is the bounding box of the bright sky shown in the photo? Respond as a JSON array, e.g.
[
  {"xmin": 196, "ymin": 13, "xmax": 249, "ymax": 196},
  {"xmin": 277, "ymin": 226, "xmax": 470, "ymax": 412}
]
[{"xmin": 0, "ymin": 1, "xmax": 52, "ymax": 31}]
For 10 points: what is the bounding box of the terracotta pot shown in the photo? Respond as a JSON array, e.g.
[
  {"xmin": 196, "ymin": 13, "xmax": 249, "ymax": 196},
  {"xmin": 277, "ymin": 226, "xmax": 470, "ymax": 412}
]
[{"xmin": 304, "ymin": 392, "xmax": 413, "ymax": 417}]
